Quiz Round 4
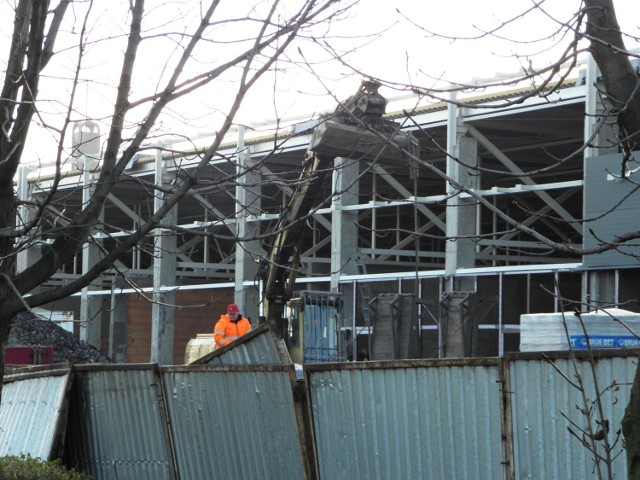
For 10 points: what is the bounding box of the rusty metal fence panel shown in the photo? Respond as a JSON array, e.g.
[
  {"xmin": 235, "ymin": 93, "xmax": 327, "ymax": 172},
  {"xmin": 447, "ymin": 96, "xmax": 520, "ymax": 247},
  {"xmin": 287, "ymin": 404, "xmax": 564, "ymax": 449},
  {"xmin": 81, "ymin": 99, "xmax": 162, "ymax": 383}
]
[
  {"xmin": 0, "ymin": 369, "xmax": 70, "ymax": 460},
  {"xmin": 161, "ymin": 365, "xmax": 307, "ymax": 480},
  {"xmin": 508, "ymin": 353, "xmax": 634, "ymax": 479},
  {"xmin": 64, "ymin": 365, "xmax": 176, "ymax": 480},
  {"xmin": 306, "ymin": 360, "xmax": 505, "ymax": 480}
]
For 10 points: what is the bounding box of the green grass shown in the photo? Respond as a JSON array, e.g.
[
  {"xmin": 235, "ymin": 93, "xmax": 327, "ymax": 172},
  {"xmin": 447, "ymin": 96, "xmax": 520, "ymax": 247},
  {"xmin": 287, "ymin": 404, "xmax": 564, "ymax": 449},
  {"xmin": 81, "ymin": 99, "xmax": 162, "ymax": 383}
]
[{"xmin": 0, "ymin": 455, "xmax": 91, "ymax": 480}]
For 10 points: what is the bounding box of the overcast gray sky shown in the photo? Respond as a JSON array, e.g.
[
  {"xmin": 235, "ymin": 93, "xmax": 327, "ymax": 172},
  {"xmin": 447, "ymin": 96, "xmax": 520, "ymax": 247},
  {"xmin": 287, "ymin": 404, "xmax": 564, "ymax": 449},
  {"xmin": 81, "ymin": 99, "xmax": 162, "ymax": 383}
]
[{"xmin": 3, "ymin": 0, "xmax": 637, "ymax": 164}]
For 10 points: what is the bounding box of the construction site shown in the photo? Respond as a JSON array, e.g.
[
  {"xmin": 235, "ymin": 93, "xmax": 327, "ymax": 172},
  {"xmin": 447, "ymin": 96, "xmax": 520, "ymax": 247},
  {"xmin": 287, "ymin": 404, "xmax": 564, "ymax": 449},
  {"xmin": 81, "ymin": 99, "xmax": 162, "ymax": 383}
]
[
  {"xmin": 3, "ymin": 56, "xmax": 640, "ymax": 478},
  {"xmin": 13, "ymin": 57, "xmax": 640, "ymax": 365}
]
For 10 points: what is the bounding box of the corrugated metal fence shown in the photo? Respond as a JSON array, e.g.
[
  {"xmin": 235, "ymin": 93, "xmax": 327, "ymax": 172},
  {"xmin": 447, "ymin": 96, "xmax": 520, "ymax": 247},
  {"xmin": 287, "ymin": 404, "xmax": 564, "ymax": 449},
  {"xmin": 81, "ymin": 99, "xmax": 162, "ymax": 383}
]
[
  {"xmin": 307, "ymin": 359, "xmax": 505, "ymax": 480},
  {"xmin": 306, "ymin": 352, "xmax": 634, "ymax": 480},
  {"xmin": 162, "ymin": 366, "xmax": 307, "ymax": 480},
  {"xmin": 1, "ymin": 347, "xmax": 636, "ymax": 479},
  {"xmin": 507, "ymin": 352, "xmax": 634, "ymax": 480},
  {"xmin": 0, "ymin": 367, "xmax": 71, "ymax": 460},
  {"xmin": 65, "ymin": 365, "xmax": 176, "ymax": 479}
]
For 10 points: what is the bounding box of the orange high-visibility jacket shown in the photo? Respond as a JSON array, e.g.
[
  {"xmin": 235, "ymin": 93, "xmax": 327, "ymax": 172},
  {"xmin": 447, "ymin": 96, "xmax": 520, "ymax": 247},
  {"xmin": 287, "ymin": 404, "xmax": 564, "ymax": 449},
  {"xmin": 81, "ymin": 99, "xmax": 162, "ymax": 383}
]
[{"xmin": 214, "ymin": 314, "xmax": 251, "ymax": 348}]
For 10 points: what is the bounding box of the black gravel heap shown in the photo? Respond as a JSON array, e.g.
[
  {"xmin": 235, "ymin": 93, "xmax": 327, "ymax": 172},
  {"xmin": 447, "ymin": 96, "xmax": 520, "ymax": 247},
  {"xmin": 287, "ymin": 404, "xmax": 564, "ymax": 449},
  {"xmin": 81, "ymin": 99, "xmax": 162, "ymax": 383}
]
[{"xmin": 9, "ymin": 310, "xmax": 111, "ymax": 364}]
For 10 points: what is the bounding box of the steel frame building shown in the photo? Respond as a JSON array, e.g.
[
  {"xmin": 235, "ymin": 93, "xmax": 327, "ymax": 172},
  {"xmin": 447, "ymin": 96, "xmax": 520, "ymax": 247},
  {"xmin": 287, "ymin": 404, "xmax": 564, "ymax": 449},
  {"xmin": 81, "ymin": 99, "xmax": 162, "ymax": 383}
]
[{"xmin": 17, "ymin": 57, "xmax": 640, "ymax": 363}]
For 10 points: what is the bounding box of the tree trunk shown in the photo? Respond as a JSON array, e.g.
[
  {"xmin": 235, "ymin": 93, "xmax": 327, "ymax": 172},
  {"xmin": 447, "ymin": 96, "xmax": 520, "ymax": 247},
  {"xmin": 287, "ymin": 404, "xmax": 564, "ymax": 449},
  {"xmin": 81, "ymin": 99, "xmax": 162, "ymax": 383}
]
[
  {"xmin": 0, "ymin": 180, "xmax": 16, "ymax": 277},
  {"xmin": 0, "ymin": 178, "xmax": 19, "ymax": 402},
  {"xmin": 583, "ymin": 1, "xmax": 640, "ymax": 477},
  {"xmin": 585, "ymin": 0, "xmax": 640, "ymax": 147},
  {"xmin": 623, "ymin": 365, "xmax": 640, "ymax": 479}
]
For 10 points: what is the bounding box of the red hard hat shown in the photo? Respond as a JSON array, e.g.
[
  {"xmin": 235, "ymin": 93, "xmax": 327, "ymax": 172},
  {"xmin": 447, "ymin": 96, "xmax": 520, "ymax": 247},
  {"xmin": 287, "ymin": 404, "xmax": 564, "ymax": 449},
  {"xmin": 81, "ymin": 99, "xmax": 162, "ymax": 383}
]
[{"xmin": 227, "ymin": 304, "xmax": 239, "ymax": 315}]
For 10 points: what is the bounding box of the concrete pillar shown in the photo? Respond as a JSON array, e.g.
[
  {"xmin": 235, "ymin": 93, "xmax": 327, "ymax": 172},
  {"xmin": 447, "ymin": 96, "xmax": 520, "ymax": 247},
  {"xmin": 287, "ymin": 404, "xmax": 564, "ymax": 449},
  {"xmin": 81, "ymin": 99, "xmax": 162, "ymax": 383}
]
[
  {"xmin": 79, "ymin": 157, "xmax": 103, "ymax": 348},
  {"xmin": 443, "ymin": 94, "xmax": 479, "ymax": 357},
  {"xmin": 588, "ymin": 271, "xmax": 617, "ymax": 309},
  {"xmin": 16, "ymin": 167, "xmax": 37, "ymax": 274},
  {"xmin": 330, "ymin": 156, "xmax": 359, "ymax": 326},
  {"xmin": 234, "ymin": 127, "xmax": 263, "ymax": 323},
  {"xmin": 109, "ymin": 276, "xmax": 128, "ymax": 362},
  {"xmin": 582, "ymin": 56, "xmax": 619, "ymax": 310},
  {"xmin": 445, "ymin": 100, "xmax": 478, "ymax": 281},
  {"xmin": 150, "ymin": 147, "xmax": 177, "ymax": 364}
]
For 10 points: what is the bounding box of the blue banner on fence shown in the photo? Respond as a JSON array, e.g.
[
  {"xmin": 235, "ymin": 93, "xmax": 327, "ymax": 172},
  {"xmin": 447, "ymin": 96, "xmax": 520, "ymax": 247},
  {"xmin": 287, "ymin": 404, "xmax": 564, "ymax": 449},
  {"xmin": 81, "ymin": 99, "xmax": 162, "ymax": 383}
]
[{"xmin": 569, "ymin": 335, "xmax": 640, "ymax": 349}]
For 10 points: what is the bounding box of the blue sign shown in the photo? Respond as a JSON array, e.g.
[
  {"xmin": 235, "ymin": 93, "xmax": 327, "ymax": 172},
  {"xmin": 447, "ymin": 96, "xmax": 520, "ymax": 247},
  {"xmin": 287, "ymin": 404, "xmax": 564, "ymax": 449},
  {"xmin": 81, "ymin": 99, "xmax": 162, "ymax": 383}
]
[{"xmin": 569, "ymin": 335, "xmax": 640, "ymax": 349}]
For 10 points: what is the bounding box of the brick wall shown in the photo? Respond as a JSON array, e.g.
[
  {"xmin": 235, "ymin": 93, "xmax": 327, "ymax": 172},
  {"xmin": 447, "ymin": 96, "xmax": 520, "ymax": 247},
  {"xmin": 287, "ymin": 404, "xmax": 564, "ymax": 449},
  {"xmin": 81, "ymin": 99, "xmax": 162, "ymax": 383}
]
[{"xmin": 126, "ymin": 289, "xmax": 234, "ymax": 364}]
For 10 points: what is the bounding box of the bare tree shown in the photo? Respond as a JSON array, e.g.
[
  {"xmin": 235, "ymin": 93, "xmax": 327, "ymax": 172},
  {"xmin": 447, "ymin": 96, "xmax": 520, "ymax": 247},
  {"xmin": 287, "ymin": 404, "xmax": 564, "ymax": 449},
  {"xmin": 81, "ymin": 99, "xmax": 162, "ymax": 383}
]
[{"xmin": 0, "ymin": 0, "xmax": 354, "ymax": 396}]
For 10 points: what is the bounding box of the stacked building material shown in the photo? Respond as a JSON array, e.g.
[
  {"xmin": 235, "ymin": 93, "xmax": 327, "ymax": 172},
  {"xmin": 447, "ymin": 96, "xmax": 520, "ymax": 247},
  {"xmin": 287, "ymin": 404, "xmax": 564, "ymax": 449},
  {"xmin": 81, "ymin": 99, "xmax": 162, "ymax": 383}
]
[{"xmin": 520, "ymin": 308, "xmax": 640, "ymax": 352}]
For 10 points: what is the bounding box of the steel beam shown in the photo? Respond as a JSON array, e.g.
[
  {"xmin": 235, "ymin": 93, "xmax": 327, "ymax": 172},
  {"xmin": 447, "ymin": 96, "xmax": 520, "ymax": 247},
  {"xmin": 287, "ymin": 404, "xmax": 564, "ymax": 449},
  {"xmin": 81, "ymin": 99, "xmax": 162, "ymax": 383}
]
[
  {"xmin": 479, "ymin": 187, "xmax": 580, "ymax": 258},
  {"xmin": 368, "ymin": 163, "xmax": 446, "ymax": 231},
  {"xmin": 467, "ymin": 124, "xmax": 582, "ymax": 234}
]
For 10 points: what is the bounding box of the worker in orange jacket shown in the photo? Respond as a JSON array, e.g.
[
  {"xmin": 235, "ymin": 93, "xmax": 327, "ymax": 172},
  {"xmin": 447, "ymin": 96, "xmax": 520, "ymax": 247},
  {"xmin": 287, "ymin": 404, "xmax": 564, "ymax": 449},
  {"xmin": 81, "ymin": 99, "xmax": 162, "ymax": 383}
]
[{"xmin": 214, "ymin": 303, "xmax": 251, "ymax": 349}]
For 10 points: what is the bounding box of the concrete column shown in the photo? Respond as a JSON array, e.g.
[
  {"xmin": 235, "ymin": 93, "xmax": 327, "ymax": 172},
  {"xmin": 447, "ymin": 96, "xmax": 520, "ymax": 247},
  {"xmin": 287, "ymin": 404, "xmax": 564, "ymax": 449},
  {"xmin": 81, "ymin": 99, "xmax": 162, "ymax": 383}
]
[
  {"xmin": 330, "ymin": 156, "xmax": 359, "ymax": 324},
  {"xmin": 16, "ymin": 167, "xmax": 37, "ymax": 273},
  {"xmin": 445, "ymin": 98, "xmax": 478, "ymax": 282},
  {"xmin": 588, "ymin": 271, "xmax": 617, "ymax": 309},
  {"xmin": 109, "ymin": 276, "xmax": 128, "ymax": 362},
  {"xmin": 234, "ymin": 127, "xmax": 263, "ymax": 323},
  {"xmin": 80, "ymin": 157, "xmax": 103, "ymax": 348},
  {"xmin": 443, "ymin": 94, "xmax": 479, "ymax": 357},
  {"xmin": 582, "ymin": 56, "xmax": 619, "ymax": 310},
  {"xmin": 150, "ymin": 147, "xmax": 177, "ymax": 364}
]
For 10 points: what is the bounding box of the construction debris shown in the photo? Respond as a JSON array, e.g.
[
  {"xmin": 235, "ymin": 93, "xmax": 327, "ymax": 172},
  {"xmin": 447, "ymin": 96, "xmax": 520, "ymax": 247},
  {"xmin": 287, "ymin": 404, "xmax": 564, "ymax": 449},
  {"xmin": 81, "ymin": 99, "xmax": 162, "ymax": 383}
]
[{"xmin": 9, "ymin": 311, "xmax": 111, "ymax": 365}]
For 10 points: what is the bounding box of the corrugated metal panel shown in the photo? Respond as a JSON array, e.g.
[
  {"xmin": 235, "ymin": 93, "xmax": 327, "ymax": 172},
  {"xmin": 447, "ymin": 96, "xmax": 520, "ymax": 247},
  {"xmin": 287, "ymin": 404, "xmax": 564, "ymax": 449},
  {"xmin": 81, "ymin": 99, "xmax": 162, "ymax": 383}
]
[
  {"xmin": 0, "ymin": 369, "xmax": 70, "ymax": 459},
  {"xmin": 161, "ymin": 365, "xmax": 306, "ymax": 480},
  {"xmin": 65, "ymin": 365, "xmax": 175, "ymax": 480},
  {"xmin": 307, "ymin": 360, "xmax": 504, "ymax": 480},
  {"xmin": 509, "ymin": 355, "xmax": 634, "ymax": 479},
  {"xmin": 583, "ymin": 152, "xmax": 640, "ymax": 268},
  {"xmin": 193, "ymin": 324, "xmax": 290, "ymax": 366}
]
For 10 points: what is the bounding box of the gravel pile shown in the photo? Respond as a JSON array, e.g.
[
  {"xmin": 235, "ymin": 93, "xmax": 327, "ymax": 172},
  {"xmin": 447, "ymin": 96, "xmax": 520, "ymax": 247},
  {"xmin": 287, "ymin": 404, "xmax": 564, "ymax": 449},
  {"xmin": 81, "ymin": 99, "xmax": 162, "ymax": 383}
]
[{"xmin": 9, "ymin": 310, "xmax": 111, "ymax": 365}]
